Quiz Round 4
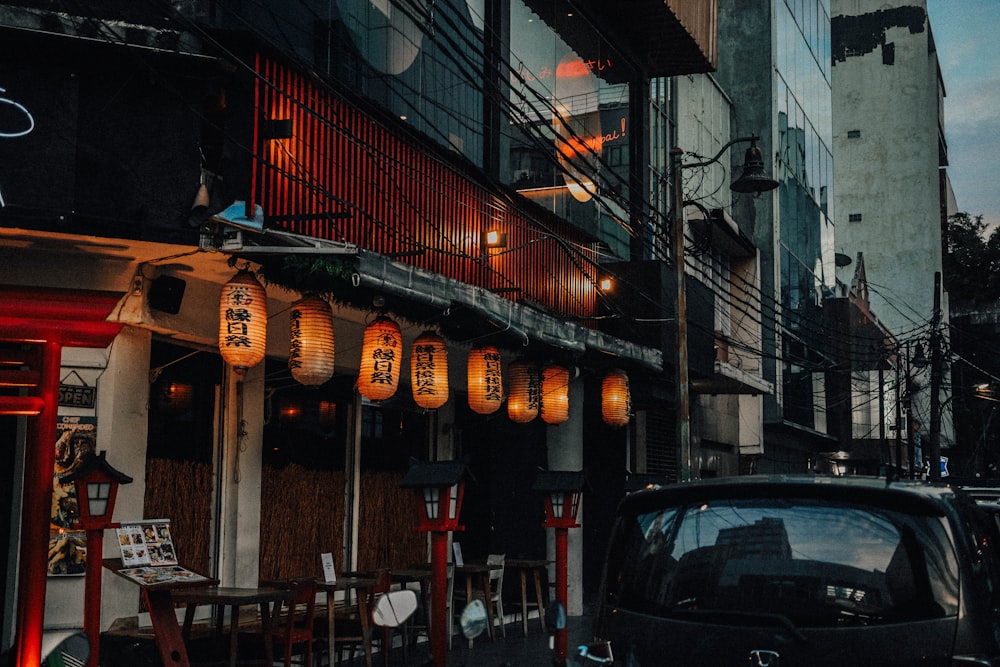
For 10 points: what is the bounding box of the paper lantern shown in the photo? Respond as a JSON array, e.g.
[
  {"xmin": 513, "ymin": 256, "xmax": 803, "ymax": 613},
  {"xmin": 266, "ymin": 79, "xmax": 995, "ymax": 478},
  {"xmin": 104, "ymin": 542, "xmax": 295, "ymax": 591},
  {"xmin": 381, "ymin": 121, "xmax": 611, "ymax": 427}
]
[
  {"xmin": 358, "ymin": 316, "xmax": 402, "ymax": 401},
  {"xmin": 288, "ymin": 296, "xmax": 335, "ymax": 386},
  {"xmin": 540, "ymin": 365, "xmax": 570, "ymax": 425},
  {"xmin": 507, "ymin": 359, "xmax": 540, "ymax": 423},
  {"xmin": 218, "ymin": 270, "xmax": 267, "ymax": 375},
  {"xmin": 602, "ymin": 369, "xmax": 631, "ymax": 427},
  {"xmin": 468, "ymin": 345, "xmax": 503, "ymax": 414},
  {"xmin": 411, "ymin": 331, "xmax": 449, "ymax": 410}
]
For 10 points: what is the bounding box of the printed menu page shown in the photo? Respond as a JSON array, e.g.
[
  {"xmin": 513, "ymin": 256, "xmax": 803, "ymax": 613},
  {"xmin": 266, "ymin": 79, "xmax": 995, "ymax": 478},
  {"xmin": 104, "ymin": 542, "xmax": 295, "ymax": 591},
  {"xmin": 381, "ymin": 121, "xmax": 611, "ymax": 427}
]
[
  {"xmin": 116, "ymin": 565, "xmax": 209, "ymax": 587},
  {"xmin": 116, "ymin": 520, "xmax": 178, "ymax": 567}
]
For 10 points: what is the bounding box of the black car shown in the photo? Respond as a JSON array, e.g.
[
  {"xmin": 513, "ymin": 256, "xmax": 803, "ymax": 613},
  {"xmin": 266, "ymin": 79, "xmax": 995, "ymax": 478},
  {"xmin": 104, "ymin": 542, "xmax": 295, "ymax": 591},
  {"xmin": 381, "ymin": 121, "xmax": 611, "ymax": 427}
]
[{"xmin": 592, "ymin": 475, "xmax": 1000, "ymax": 666}]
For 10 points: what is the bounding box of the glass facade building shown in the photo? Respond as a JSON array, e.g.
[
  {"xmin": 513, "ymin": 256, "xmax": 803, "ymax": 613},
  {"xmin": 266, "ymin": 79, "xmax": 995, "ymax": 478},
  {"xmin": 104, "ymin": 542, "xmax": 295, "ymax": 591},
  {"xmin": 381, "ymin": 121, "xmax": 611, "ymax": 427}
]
[{"xmin": 716, "ymin": 0, "xmax": 838, "ymax": 464}]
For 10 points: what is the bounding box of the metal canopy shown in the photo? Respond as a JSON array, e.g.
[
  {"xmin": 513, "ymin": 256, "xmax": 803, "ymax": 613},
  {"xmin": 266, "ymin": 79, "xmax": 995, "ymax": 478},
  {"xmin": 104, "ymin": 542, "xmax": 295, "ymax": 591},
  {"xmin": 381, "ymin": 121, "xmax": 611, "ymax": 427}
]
[{"xmin": 357, "ymin": 252, "xmax": 663, "ymax": 372}]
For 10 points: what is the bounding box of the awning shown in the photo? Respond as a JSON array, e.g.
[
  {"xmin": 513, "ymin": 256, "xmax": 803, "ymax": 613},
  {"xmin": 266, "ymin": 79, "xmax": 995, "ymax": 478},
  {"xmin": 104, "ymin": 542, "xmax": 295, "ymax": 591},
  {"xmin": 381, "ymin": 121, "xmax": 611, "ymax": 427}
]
[
  {"xmin": 221, "ymin": 225, "xmax": 663, "ymax": 371},
  {"xmin": 357, "ymin": 252, "xmax": 663, "ymax": 372}
]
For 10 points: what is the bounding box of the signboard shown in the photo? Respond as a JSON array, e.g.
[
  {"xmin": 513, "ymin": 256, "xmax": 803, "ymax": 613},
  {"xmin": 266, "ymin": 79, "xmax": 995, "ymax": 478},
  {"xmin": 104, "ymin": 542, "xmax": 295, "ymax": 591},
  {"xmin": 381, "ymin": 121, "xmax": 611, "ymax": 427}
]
[{"xmin": 58, "ymin": 384, "xmax": 96, "ymax": 408}]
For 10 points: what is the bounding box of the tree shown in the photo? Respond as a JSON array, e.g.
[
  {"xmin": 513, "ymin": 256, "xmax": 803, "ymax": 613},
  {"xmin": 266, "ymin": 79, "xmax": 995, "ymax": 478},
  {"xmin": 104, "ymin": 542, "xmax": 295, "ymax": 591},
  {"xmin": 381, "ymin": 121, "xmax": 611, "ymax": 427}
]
[{"xmin": 943, "ymin": 212, "xmax": 1000, "ymax": 302}]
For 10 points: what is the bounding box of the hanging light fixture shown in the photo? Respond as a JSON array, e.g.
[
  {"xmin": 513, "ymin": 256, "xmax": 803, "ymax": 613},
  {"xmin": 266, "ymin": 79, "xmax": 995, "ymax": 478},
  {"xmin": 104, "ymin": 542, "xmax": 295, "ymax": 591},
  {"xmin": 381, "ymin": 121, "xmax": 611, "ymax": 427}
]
[
  {"xmin": 288, "ymin": 296, "xmax": 335, "ymax": 386},
  {"xmin": 467, "ymin": 345, "xmax": 503, "ymax": 414},
  {"xmin": 358, "ymin": 315, "xmax": 402, "ymax": 401},
  {"xmin": 601, "ymin": 369, "xmax": 631, "ymax": 428},
  {"xmin": 507, "ymin": 359, "xmax": 540, "ymax": 423},
  {"xmin": 540, "ymin": 364, "xmax": 570, "ymax": 425},
  {"xmin": 411, "ymin": 330, "xmax": 449, "ymax": 410},
  {"xmin": 218, "ymin": 269, "xmax": 267, "ymax": 375}
]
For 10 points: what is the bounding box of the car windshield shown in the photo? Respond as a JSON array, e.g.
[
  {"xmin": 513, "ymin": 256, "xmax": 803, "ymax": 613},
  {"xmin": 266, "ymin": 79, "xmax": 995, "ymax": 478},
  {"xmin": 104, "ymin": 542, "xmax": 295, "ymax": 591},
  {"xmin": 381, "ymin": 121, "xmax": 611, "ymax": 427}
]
[{"xmin": 615, "ymin": 497, "xmax": 959, "ymax": 625}]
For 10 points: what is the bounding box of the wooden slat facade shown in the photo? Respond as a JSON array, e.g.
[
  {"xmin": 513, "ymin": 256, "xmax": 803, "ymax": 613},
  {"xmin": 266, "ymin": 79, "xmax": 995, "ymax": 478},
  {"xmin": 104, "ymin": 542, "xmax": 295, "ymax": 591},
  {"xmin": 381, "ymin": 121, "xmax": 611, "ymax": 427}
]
[{"xmin": 253, "ymin": 55, "xmax": 601, "ymax": 322}]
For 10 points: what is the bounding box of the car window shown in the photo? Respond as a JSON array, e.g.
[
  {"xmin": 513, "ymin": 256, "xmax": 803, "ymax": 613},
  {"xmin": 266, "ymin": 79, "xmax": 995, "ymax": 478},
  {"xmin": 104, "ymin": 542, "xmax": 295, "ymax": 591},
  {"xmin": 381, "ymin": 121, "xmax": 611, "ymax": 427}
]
[{"xmin": 614, "ymin": 497, "xmax": 959, "ymax": 625}]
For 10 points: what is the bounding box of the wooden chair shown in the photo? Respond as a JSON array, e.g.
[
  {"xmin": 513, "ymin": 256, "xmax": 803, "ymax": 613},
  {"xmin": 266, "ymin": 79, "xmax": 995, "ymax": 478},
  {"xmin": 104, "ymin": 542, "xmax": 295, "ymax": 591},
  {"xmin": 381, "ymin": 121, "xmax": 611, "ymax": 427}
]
[
  {"xmin": 270, "ymin": 577, "xmax": 318, "ymax": 667},
  {"xmin": 332, "ymin": 568, "xmax": 392, "ymax": 666},
  {"xmin": 486, "ymin": 553, "xmax": 506, "ymax": 639}
]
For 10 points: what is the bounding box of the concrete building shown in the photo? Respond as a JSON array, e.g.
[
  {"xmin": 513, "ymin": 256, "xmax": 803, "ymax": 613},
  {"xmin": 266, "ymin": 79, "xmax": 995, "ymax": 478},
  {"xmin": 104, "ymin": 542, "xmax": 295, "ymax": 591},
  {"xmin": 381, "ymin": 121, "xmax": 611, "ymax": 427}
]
[{"xmin": 831, "ymin": 0, "xmax": 956, "ymax": 467}]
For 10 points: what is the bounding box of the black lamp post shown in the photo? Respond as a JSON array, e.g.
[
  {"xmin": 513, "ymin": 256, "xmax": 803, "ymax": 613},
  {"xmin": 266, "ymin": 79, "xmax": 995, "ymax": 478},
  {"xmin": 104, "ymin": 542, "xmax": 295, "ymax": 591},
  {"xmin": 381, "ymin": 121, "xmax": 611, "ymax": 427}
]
[{"xmin": 671, "ymin": 136, "xmax": 778, "ymax": 480}]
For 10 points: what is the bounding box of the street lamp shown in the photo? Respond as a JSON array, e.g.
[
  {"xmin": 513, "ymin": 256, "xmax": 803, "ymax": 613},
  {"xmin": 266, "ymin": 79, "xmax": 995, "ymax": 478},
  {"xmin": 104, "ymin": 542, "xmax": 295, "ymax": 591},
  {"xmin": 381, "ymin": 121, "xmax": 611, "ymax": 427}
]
[
  {"xmin": 531, "ymin": 469, "xmax": 587, "ymax": 667},
  {"xmin": 60, "ymin": 451, "xmax": 133, "ymax": 667},
  {"xmin": 400, "ymin": 460, "xmax": 470, "ymax": 667},
  {"xmin": 671, "ymin": 136, "xmax": 778, "ymax": 481}
]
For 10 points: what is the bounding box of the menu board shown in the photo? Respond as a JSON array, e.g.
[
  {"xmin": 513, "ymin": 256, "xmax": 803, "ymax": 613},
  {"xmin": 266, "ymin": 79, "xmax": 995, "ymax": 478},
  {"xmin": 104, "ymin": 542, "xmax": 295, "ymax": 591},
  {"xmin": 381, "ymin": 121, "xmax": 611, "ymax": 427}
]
[
  {"xmin": 111, "ymin": 519, "xmax": 209, "ymax": 587},
  {"xmin": 115, "ymin": 565, "xmax": 210, "ymax": 587},
  {"xmin": 116, "ymin": 520, "xmax": 178, "ymax": 567}
]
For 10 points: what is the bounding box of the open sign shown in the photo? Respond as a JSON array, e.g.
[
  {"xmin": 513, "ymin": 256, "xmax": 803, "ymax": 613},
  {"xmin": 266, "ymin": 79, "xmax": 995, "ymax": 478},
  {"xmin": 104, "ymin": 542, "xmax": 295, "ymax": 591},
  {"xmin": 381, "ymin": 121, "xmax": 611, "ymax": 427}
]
[{"xmin": 59, "ymin": 385, "xmax": 96, "ymax": 408}]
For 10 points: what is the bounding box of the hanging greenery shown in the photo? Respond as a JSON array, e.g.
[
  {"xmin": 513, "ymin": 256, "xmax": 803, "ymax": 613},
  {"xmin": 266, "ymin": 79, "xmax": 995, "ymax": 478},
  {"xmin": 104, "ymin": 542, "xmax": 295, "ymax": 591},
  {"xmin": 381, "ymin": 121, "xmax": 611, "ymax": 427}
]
[{"xmin": 256, "ymin": 255, "xmax": 357, "ymax": 299}]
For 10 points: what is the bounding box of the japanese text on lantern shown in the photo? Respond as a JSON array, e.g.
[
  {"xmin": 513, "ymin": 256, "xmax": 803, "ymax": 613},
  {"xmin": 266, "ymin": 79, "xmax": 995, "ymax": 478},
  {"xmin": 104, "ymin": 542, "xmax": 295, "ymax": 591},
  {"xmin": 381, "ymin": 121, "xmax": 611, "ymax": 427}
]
[
  {"xmin": 224, "ymin": 286, "xmax": 257, "ymax": 348},
  {"xmin": 370, "ymin": 332, "xmax": 398, "ymax": 385},
  {"xmin": 288, "ymin": 306, "xmax": 304, "ymax": 369},
  {"xmin": 413, "ymin": 344, "xmax": 439, "ymax": 396},
  {"xmin": 483, "ymin": 351, "xmax": 502, "ymax": 402}
]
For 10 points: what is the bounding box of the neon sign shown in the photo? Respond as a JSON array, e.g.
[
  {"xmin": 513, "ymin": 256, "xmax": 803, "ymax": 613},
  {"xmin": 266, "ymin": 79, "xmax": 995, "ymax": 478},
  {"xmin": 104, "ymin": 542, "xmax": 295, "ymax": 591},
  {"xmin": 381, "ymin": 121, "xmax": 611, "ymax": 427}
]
[{"xmin": 0, "ymin": 85, "xmax": 35, "ymax": 208}]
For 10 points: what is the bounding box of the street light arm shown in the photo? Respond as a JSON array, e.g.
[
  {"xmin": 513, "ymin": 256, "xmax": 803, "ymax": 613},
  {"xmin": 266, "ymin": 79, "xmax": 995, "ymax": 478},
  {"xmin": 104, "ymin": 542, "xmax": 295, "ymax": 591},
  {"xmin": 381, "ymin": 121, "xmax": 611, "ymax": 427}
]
[{"xmin": 680, "ymin": 135, "xmax": 762, "ymax": 170}]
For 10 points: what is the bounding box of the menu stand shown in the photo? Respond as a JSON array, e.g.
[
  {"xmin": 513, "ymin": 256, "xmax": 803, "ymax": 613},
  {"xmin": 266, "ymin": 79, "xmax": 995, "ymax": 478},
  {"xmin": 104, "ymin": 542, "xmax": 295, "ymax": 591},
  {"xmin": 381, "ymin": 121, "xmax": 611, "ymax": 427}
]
[{"xmin": 104, "ymin": 558, "xmax": 219, "ymax": 667}]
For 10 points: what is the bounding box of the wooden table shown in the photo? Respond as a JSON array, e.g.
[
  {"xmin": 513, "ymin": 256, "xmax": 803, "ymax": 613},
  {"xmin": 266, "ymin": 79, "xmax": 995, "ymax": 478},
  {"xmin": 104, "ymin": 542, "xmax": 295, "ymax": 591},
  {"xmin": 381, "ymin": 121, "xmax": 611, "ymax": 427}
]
[
  {"xmin": 315, "ymin": 576, "xmax": 377, "ymax": 667},
  {"xmin": 173, "ymin": 586, "xmax": 296, "ymax": 667},
  {"xmin": 103, "ymin": 558, "xmax": 219, "ymax": 667},
  {"xmin": 505, "ymin": 559, "xmax": 551, "ymax": 636},
  {"xmin": 453, "ymin": 562, "xmax": 503, "ymax": 641}
]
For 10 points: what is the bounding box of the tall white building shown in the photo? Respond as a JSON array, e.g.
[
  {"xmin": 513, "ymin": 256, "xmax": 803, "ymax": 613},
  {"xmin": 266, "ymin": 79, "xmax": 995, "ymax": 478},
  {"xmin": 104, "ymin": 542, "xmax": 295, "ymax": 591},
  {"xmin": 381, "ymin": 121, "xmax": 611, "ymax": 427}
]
[{"xmin": 831, "ymin": 0, "xmax": 955, "ymax": 453}]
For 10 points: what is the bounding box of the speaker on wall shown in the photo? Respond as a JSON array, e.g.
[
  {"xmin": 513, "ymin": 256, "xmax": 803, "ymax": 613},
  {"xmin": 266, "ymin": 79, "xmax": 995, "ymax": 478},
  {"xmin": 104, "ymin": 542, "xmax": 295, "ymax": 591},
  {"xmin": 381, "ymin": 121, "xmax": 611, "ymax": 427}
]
[{"xmin": 148, "ymin": 275, "xmax": 186, "ymax": 314}]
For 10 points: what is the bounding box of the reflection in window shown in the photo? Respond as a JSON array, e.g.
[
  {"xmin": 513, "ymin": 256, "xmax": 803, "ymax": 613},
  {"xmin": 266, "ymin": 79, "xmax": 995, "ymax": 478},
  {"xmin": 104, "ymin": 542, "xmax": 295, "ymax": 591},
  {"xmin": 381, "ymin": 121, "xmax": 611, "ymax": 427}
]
[
  {"xmin": 506, "ymin": 0, "xmax": 634, "ymax": 258},
  {"xmin": 614, "ymin": 498, "xmax": 959, "ymax": 624}
]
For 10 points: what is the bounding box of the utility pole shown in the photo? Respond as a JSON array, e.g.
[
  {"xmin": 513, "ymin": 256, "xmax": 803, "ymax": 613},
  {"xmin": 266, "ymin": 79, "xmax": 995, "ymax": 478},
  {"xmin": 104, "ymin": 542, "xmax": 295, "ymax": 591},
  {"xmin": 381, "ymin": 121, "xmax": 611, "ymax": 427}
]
[
  {"xmin": 929, "ymin": 272, "xmax": 942, "ymax": 481},
  {"xmin": 671, "ymin": 146, "xmax": 692, "ymax": 482}
]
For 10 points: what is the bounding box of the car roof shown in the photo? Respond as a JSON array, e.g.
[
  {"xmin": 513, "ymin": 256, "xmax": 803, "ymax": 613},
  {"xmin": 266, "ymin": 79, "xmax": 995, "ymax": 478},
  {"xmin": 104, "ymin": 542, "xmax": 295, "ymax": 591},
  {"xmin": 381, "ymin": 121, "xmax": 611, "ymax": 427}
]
[{"xmin": 619, "ymin": 474, "xmax": 958, "ymax": 518}]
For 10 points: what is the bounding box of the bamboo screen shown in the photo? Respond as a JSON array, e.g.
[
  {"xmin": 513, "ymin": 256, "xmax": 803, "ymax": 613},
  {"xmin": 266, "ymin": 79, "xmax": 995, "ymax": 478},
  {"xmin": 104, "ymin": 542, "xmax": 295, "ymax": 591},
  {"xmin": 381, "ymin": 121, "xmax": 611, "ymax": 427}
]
[
  {"xmin": 259, "ymin": 467, "xmax": 426, "ymax": 580},
  {"xmin": 144, "ymin": 459, "xmax": 426, "ymax": 583},
  {"xmin": 143, "ymin": 458, "xmax": 213, "ymax": 575}
]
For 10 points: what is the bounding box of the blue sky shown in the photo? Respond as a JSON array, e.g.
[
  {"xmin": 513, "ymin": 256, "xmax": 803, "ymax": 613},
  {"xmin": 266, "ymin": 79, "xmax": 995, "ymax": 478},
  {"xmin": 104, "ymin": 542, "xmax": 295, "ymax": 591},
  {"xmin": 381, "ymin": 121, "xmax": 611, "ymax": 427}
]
[{"xmin": 926, "ymin": 0, "xmax": 1000, "ymax": 229}]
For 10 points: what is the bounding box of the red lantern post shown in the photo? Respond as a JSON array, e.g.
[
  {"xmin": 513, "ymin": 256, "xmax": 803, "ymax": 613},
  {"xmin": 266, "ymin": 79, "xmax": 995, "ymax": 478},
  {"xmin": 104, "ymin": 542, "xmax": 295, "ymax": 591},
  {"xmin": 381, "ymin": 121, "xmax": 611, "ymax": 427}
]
[
  {"xmin": 532, "ymin": 470, "xmax": 587, "ymax": 667},
  {"xmin": 400, "ymin": 461, "xmax": 470, "ymax": 667},
  {"xmin": 61, "ymin": 451, "xmax": 133, "ymax": 667}
]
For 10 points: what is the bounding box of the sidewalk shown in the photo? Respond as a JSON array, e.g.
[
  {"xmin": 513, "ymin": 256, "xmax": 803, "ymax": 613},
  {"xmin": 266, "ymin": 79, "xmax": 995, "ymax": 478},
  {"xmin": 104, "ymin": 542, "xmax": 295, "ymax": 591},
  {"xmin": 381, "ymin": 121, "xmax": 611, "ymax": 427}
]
[{"xmin": 344, "ymin": 612, "xmax": 595, "ymax": 666}]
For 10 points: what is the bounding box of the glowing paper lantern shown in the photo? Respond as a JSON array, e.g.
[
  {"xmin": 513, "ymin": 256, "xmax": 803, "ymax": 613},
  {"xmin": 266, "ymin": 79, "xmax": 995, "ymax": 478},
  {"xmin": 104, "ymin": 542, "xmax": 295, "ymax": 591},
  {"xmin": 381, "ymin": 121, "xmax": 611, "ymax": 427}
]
[
  {"xmin": 540, "ymin": 365, "xmax": 570, "ymax": 425},
  {"xmin": 288, "ymin": 296, "xmax": 335, "ymax": 386},
  {"xmin": 507, "ymin": 359, "xmax": 540, "ymax": 423},
  {"xmin": 601, "ymin": 369, "xmax": 631, "ymax": 427},
  {"xmin": 358, "ymin": 316, "xmax": 402, "ymax": 401},
  {"xmin": 411, "ymin": 330, "xmax": 449, "ymax": 410},
  {"xmin": 218, "ymin": 270, "xmax": 267, "ymax": 375},
  {"xmin": 468, "ymin": 345, "xmax": 503, "ymax": 414}
]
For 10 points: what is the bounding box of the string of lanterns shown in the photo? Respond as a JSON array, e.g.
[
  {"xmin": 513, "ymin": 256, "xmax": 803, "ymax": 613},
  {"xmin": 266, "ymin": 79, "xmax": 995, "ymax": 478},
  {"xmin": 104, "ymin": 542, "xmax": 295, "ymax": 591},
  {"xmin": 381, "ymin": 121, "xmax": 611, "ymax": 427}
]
[{"xmin": 217, "ymin": 273, "xmax": 631, "ymax": 426}]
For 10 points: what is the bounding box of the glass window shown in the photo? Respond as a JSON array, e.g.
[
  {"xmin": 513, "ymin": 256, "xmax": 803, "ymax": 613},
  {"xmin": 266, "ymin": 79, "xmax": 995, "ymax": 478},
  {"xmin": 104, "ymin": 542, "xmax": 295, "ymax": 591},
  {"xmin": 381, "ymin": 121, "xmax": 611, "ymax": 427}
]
[
  {"xmin": 506, "ymin": 0, "xmax": 634, "ymax": 258},
  {"xmin": 615, "ymin": 498, "xmax": 959, "ymax": 624}
]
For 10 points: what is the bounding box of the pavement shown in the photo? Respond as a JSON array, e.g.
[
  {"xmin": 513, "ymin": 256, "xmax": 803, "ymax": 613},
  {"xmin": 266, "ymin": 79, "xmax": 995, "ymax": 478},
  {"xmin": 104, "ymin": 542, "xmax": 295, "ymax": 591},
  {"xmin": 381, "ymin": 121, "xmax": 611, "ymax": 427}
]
[{"xmin": 341, "ymin": 611, "xmax": 596, "ymax": 667}]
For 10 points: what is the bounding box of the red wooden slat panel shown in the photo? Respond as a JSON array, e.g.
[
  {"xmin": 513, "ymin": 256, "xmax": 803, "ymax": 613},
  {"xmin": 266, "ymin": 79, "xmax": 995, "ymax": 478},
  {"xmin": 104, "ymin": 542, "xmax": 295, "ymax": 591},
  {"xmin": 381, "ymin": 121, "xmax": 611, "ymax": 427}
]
[{"xmin": 252, "ymin": 57, "xmax": 599, "ymax": 321}]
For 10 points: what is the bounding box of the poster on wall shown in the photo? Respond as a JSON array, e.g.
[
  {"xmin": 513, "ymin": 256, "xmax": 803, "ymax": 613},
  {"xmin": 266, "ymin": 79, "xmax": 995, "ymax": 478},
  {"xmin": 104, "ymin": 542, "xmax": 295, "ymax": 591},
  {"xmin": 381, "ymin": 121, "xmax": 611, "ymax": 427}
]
[{"xmin": 48, "ymin": 415, "xmax": 97, "ymax": 576}]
